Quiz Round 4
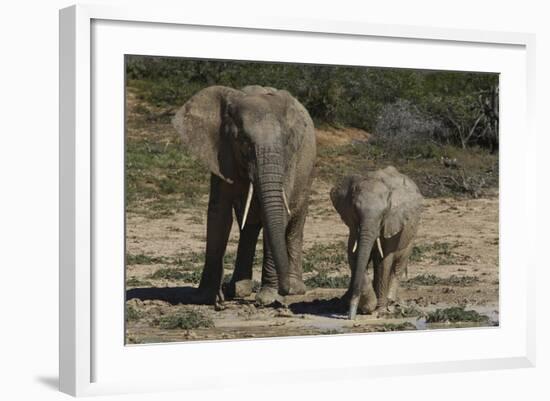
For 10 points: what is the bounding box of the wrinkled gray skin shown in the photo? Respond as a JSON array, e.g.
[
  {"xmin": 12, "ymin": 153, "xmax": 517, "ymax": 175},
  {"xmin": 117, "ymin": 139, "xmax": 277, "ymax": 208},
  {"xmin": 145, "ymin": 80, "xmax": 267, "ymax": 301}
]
[
  {"xmin": 172, "ymin": 85, "xmax": 316, "ymax": 306},
  {"xmin": 330, "ymin": 167, "xmax": 423, "ymax": 319}
]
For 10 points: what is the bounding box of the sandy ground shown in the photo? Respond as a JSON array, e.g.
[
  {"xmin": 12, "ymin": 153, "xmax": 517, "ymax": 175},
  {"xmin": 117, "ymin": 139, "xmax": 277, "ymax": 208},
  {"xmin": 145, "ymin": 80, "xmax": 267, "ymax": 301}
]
[{"xmin": 125, "ymin": 181, "xmax": 499, "ymax": 344}]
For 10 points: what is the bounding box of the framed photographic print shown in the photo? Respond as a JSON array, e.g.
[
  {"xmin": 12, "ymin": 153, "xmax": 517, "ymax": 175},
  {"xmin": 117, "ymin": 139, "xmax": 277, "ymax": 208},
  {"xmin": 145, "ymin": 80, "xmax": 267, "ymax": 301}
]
[{"xmin": 59, "ymin": 4, "xmax": 536, "ymax": 396}]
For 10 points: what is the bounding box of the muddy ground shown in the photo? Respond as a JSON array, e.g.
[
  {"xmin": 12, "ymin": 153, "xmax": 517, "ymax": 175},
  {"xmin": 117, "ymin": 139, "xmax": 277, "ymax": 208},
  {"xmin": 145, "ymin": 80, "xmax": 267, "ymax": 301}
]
[{"xmin": 125, "ymin": 182, "xmax": 498, "ymax": 344}]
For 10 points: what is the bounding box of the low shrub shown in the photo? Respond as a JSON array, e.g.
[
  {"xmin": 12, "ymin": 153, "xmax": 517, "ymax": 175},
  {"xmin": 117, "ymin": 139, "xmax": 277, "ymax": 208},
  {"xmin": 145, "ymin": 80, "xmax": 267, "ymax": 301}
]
[
  {"xmin": 426, "ymin": 306, "xmax": 488, "ymax": 323},
  {"xmin": 158, "ymin": 310, "xmax": 214, "ymax": 330}
]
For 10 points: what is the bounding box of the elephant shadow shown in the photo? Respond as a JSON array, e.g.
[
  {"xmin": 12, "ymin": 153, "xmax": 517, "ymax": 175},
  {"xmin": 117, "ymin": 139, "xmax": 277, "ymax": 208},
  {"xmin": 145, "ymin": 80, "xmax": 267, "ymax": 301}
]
[
  {"xmin": 126, "ymin": 286, "xmax": 205, "ymax": 305},
  {"xmin": 126, "ymin": 287, "xmax": 349, "ymax": 317},
  {"xmin": 288, "ymin": 296, "xmax": 348, "ymax": 319},
  {"xmin": 126, "ymin": 286, "xmax": 257, "ymax": 306}
]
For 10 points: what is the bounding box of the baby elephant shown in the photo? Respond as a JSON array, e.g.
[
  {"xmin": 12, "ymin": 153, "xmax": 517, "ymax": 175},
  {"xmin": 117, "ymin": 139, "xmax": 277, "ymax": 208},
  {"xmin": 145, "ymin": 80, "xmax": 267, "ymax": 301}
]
[{"xmin": 330, "ymin": 166, "xmax": 423, "ymax": 319}]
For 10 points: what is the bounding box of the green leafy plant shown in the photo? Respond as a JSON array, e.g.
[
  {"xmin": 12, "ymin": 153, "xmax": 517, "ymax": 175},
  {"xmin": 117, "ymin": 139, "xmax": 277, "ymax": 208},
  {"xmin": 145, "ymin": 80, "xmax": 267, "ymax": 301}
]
[
  {"xmin": 126, "ymin": 277, "xmax": 152, "ymax": 287},
  {"xmin": 302, "ymin": 242, "xmax": 347, "ymax": 273},
  {"xmin": 305, "ymin": 273, "xmax": 349, "ymax": 288},
  {"xmin": 148, "ymin": 268, "xmax": 202, "ymax": 283},
  {"xmin": 158, "ymin": 310, "xmax": 214, "ymax": 330},
  {"xmin": 406, "ymin": 274, "xmax": 479, "ymax": 287},
  {"xmin": 426, "ymin": 306, "xmax": 488, "ymax": 323},
  {"xmin": 125, "ymin": 304, "xmax": 144, "ymax": 321},
  {"xmin": 377, "ymin": 322, "xmax": 417, "ymax": 332}
]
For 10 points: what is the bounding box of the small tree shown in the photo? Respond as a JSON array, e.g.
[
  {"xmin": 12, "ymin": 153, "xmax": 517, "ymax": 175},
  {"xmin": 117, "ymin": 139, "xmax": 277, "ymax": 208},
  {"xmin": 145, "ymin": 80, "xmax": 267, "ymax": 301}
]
[
  {"xmin": 418, "ymin": 72, "xmax": 499, "ymax": 150},
  {"xmin": 375, "ymin": 99, "xmax": 444, "ymax": 158},
  {"xmin": 440, "ymin": 95, "xmax": 485, "ymax": 149}
]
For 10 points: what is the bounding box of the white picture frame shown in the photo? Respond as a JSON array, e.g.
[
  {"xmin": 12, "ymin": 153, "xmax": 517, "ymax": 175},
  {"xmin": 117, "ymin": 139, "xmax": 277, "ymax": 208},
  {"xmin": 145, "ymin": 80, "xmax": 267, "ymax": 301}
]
[{"xmin": 59, "ymin": 3, "xmax": 536, "ymax": 397}]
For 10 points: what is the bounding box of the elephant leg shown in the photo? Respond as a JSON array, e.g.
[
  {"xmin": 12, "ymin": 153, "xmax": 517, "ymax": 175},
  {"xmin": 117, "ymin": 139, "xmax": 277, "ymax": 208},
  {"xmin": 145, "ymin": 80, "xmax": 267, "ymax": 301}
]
[
  {"xmin": 358, "ymin": 269, "xmax": 377, "ymax": 314},
  {"xmin": 285, "ymin": 204, "xmax": 308, "ymax": 295},
  {"xmin": 198, "ymin": 175, "xmax": 234, "ymax": 304},
  {"xmin": 255, "ymin": 235, "xmax": 285, "ymax": 306},
  {"xmin": 388, "ymin": 243, "xmax": 414, "ymax": 303},
  {"xmin": 387, "ymin": 274, "xmax": 399, "ymax": 304},
  {"xmin": 225, "ymin": 222, "xmax": 261, "ymax": 299},
  {"xmin": 374, "ymin": 252, "xmax": 395, "ymax": 310}
]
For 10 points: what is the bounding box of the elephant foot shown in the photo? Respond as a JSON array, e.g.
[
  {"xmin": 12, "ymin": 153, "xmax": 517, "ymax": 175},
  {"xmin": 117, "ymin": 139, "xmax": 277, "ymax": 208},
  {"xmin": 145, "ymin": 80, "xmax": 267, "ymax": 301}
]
[
  {"xmin": 223, "ymin": 279, "xmax": 253, "ymax": 299},
  {"xmin": 372, "ymin": 299, "xmax": 394, "ymax": 316},
  {"xmin": 289, "ymin": 277, "xmax": 306, "ymax": 295},
  {"xmin": 255, "ymin": 286, "xmax": 285, "ymax": 307},
  {"xmin": 358, "ymin": 292, "xmax": 378, "ymax": 315},
  {"xmin": 193, "ymin": 286, "xmax": 224, "ymax": 306},
  {"xmin": 341, "ymin": 289, "xmax": 377, "ymax": 316}
]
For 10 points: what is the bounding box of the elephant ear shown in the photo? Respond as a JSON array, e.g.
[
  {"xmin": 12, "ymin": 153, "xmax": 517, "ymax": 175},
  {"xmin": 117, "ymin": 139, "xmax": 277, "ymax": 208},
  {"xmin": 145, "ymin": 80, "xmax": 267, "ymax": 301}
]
[
  {"xmin": 172, "ymin": 86, "xmax": 242, "ymax": 183},
  {"xmin": 383, "ymin": 179, "xmax": 423, "ymax": 239},
  {"xmin": 330, "ymin": 175, "xmax": 362, "ymax": 227},
  {"xmin": 280, "ymin": 90, "xmax": 312, "ymax": 162}
]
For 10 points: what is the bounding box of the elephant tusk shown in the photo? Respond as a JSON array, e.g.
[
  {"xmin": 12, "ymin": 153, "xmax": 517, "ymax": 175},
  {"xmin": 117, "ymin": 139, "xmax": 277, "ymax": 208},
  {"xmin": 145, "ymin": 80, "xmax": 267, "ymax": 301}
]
[
  {"xmin": 282, "ymin": 189, "xmax": 291, "ymax": 216},
  {"xmin": 376, "ymin": 237, "xmax": 384, "ymax": 258},
  {"xmin": 241, "ymin": 182, "xmax": 254, "ymax": 230},
  {"xmin": 352, "ymin": 240, "xmax": 357, "ymax": 253},
  {"xmin": 349, "ymin": 297, "xmax": 359, "ymax": 320}
]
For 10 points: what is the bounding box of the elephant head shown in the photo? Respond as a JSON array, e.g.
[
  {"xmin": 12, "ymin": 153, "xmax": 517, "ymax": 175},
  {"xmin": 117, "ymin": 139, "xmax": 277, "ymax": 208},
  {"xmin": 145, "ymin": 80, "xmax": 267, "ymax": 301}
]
[
  {"xmin": 172, "ymin": 85, "xmax": 309, "ymax": 296},
  {"xmin": 330, "ymin": 167, "xmax": 423, "ymax": 319}
]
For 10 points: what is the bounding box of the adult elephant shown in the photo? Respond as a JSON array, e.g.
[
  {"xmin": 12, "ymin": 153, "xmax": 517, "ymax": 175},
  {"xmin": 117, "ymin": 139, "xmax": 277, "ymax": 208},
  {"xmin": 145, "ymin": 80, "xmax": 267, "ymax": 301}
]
[
  {"xmin": 172, "ymin": 85, "xmax": 316, "ymax": 306},
  {"xmin": 330, "ymin": 167, "xmax": 423, "ymax": 319}
]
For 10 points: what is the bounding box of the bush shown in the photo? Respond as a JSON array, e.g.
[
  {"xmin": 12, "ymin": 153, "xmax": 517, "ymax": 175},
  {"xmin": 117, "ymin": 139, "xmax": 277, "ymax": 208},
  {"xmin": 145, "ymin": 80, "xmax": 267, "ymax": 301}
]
[
  {"xmin": 406, "ymin": 274, "xmax": 479, "ymax": 287},
  {"xmin": 426, "ymin": 306, "xmax": 488, "ymax": 323},
  {"xmin": 125, "ymin": 304, "xmax": 144, "ymax": 321},
  {"xmin": 305, "ymin": 273, "xmax": 350, "ymax": 288},
  {"xmin": 148, "ymin": 268, "xmax": 202, "ymax": 283},
  {"xmin": 374, "ymin": 99, "xmax": 445, "ymax": 158},
  {"xmin": 126, "ymin": 55, "xmax": 499, "ymax": 151},
  {"xmin": 158, "ymin": 310, "xmax": 214, "ymax": 330}
]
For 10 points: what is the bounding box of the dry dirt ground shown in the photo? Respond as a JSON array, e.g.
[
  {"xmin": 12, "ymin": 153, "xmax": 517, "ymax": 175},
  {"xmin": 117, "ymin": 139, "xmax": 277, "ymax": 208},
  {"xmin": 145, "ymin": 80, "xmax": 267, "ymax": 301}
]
[{"xmin": 125, "ymin": 181, "xmax": 498, "ymax": 344}]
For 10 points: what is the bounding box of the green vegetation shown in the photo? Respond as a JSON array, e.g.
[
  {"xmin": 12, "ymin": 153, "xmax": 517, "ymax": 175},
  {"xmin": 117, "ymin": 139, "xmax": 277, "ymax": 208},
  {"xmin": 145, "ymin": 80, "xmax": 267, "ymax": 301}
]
[
  {"xmin": 127, "ymin": 251, "xmax": 204, "ymax": 269},
  {"xmin": 409, "ymin": 241, "xmax": 474, "ymax": 264},
  {"xmin": 157, "ymin": 310, "xmax": 214, "ymax": 330},
  {"xmin": 127, "ymin": 253, "xmax": 169, "ymax": 265},
  {"xmin": 172, "ymin": 251, "xmax": 206, "ymax": 266},
  {"xmin": 127, "ymin": 250, "xmax": 254, "ymax": 285},
  {"xmin": 126, "ymin": 276, "xmax": 152, "ymax": 287},
  {"xmin": 126, "ymin": 138, "xmax": 209, "ymax": 216},
  {"xmin": 376, "ymin": 322, "xmax": 417, "ymax": 332},
  {"xmin": 148, "ymin": 268, "xmax": 202, "ymax": 283},
  {"xmin": 305, "ymin": 273, "xmax": 350, "ymax": 289},
  {"xmin": 302, "ymin": 242, "xmax": 347, "ymax": 273},
  {"xmin": 125, "ymin": 304, "xmax": 144, "ymax": 322},
  {"xmin": 316, "ymin": 141, "xmax": 498, "ymax": 197},
  {"xmin": 389, "ymin": 304, "xmax": 425, "ymax": 318},
  {"xmin": 426, "ymin": 306, "xmax": 488, "ymax": 323},
  {"xmin": 406, "ymin": 273, "xmax": 479, "ymax": 287},
  {"xmin": 126, "ymin": 56, "xmax": 498, "ymax": 151}
]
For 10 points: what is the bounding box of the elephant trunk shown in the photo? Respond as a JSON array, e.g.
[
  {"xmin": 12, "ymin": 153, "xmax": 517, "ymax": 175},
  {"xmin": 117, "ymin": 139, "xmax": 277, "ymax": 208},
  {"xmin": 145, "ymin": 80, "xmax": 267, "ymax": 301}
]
[
  {"xmin": 349, "ymin": 221, "xmax": 377, "ymax": 319},
  {"xmin": 255, "ymin": 146, "xmax": 290, "ymax": 295}
]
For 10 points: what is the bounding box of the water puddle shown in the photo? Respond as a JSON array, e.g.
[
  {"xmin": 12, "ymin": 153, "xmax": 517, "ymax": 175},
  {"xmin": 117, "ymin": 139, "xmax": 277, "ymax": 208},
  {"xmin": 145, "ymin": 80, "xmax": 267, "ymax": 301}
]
[
  {"xmin": 415, "ymin": 317, "xmax": 428, "ymax": 330},
  {"xmin": 413, "ymin": 305, "xmax": 499, "ymax": 331}
]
